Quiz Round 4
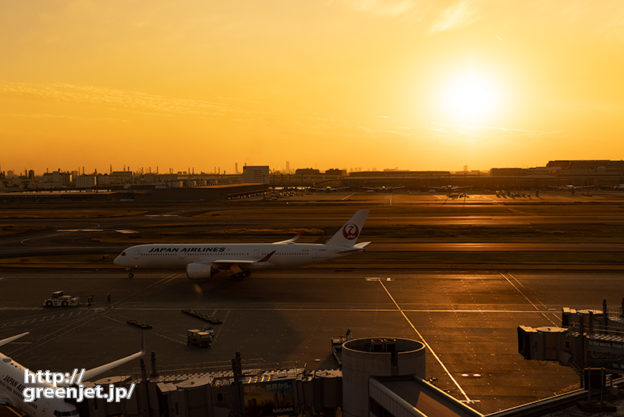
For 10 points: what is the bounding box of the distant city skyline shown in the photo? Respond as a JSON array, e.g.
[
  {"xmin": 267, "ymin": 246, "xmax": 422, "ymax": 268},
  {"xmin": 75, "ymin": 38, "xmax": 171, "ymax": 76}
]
[
  {"xmin": 3, "ymin": 158, "xmax": 624, "ymax": 176},
  {"xmin": 2, "ymin": 2, "xmax": 624, "ymax": 171},
  {"xmin": 0, "ymin": 160, "xmax": 570, "ymax": 176}
]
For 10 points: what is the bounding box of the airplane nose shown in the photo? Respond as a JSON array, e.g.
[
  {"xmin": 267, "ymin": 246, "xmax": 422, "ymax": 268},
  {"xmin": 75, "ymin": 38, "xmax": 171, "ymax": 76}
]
[{"xmin": 113, "ymin": 250, "xmax": 130, "ymax": 266}]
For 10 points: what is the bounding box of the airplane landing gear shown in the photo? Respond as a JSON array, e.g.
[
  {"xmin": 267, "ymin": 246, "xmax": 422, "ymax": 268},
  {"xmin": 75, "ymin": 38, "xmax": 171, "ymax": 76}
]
[{"xmin": 231, "ymin": 271, "xmax": 250, "ymax": 280}]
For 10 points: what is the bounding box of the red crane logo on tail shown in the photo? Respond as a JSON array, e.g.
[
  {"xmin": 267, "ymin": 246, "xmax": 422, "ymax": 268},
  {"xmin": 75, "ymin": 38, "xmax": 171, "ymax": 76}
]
[{"xmin": 342, "ymin": 223, "xmax": 359, "ymax": 240}]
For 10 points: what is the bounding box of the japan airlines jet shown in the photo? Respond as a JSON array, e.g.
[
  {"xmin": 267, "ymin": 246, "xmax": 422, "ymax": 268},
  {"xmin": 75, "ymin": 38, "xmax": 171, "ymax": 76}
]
[
  {"xmin": 0, "ymin": 332, "xmax": 143, "ymax": 417},
  {"xmin": 114, "ymin": 209, "xmax": 370, "ymax": 280}
]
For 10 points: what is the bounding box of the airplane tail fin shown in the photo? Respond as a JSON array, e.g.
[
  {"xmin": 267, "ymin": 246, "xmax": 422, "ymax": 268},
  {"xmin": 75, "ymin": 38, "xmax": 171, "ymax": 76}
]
[{"xmin": 326, "ymin": 209, "xmax": 369, "ymax": 247}]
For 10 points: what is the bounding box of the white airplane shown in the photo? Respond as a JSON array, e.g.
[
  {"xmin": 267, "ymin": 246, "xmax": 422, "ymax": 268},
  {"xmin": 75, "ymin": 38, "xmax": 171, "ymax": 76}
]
[
  {"xmin": 0, "ymin": 332, "xmax": 143, "ymax": 417},
  {"xmin": 114, "ymin": 210, "xmax": 370, "ymax": 280},
  {"xmin": 362, "ymin": 185, "xmax": 404, "ymax": 193},
  {"xmin": 430, "ymin": 185, "xmax": 470, "ymax": 193},
  {"xmin": 308, "ymin": 185, "xmax": 350, "ymax": 192},
  {"xmin": 549, "ymin": 184, "xmax": 593, "ymax": 191}
]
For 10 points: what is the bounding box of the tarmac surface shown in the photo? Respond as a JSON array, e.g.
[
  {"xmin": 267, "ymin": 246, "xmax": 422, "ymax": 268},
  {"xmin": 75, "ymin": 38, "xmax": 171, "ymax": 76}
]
[
  {"xmin": 1, "ymin": 190, "xmax": 624, "ymax": 414},
  {"xmin": 0, "ymin": 269, "xmax": 621, "ymax": 414}
]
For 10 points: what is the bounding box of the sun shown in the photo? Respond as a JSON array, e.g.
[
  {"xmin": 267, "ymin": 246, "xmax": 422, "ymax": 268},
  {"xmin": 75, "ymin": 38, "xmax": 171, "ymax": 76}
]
[{"xmin": 440, "ymin": 71, "xmax": 500, "ymax": 123}]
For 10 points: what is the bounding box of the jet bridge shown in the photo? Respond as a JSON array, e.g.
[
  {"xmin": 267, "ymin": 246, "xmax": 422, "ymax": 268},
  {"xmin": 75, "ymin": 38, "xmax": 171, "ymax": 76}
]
[{"xmin": 518, "ymin": 299, "xmax": 624, "ymax": 374}]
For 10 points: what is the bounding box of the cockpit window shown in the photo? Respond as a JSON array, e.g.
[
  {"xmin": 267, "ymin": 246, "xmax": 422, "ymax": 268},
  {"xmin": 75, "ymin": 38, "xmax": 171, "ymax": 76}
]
[{"xmin": 121, "ymin": 252, "xmax": 126, "ymax": 256}]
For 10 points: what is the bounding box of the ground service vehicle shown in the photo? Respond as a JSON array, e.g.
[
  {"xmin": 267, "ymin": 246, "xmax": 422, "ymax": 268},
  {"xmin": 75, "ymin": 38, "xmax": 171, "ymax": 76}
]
[{"xmin": 43, "ymin": 290, "xmax": 79, "ymax": 307}]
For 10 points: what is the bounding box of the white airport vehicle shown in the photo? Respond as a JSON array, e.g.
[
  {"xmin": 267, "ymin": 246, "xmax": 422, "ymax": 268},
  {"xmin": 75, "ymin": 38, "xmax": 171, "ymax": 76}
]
[
  {"xmin": 43, "ymin": 291, "xmax": 80, "ymax": 308},
  {"xmin": 186, "ymin": 329, "xmax": 214, "ymax": 348},
  {"xmin": 114, "ymin": 209, "xmax": 370, "ymax": 280},
  {"xmin": 0, "ymin": 332, "xmax": 143, "ymax": 417}
]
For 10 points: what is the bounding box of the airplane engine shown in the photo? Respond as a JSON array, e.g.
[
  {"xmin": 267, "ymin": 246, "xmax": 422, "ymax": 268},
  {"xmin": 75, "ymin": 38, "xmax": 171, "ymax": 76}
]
[{"xmin": 186, "ymin": 263, "xmax": 213, "ymax": 280}]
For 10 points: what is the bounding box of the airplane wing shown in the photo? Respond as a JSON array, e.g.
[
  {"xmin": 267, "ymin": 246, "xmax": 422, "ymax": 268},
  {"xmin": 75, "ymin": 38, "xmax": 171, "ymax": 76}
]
[
  {"xmin": 81, "ymin": 350, "xmax": 144, "ymax": 381},
  {"xmin": 0, "ymin": 332, "xmax": 29, "ymax": 347},
  {"xmin": 273, "ymin": 233, "xmax": 302, "ymax": 244},
  {"xmin": 212, "ymin": 250, "xmax": 277, "ymax": 267}
]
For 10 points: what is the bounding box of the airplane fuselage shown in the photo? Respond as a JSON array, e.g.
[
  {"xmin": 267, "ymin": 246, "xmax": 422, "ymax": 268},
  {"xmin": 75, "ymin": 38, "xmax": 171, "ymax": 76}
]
[
  {"xmin": 114, "ymin": 243, "xmax": 350, "ymax": 270},
  {"xmin": 114, "ymin": 209, "xmax": 371, "ymax": 279},
  {"xmin": 0, "ymin": 352, "xmax": 78, "ymax": 417}
]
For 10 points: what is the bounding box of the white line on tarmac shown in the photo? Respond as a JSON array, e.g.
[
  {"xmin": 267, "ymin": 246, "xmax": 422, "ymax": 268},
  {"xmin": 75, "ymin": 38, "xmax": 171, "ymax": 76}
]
[
  {"xmin": 505, "ymin": 272, "xmax": 560, "ymax": 323},
  {"xmin": 500, "ymin": 273, "xmax": 557, "ymax": 326},
  {"xmin": 341, "ymin": 193, "xmax": 354, "ymax": 200},
  {"xmin": 211, "ymin": 309, "xmax": 231, "ymax": 343},
  {"xmin": 377, "ymin": 279, "xmax": 472, "ymax": 403}
]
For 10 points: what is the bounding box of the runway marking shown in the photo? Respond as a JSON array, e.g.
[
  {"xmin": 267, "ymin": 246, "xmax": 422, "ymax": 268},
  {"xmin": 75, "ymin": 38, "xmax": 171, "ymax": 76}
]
[
  {"xmin": 500, "ymin": 273, "xmax": 558, "ymax": 326},
  {"xmin": 210, "ymin": 309, "xmax": 231, "ymax": 343},
  {"xmin": 341, "ymin": 193, "xmax": 354, "ymax": 201},
  {"xmin": 131, "ymin": 273, "xmax": 181, "ymax": 299},
  {"xmin": 505, "ymin": 272, "xmax": 560, "ymax": 323},
  {"xmin": 376, "ymin": 279, "xmax": 472, "ymax": 403},
  {"xmin": 8, "ymin": 310, "xmax": 103, "ymax": 357},
  {"xmin": 147, "ymin": 273, "xmax": 179, "ymax": 289}
]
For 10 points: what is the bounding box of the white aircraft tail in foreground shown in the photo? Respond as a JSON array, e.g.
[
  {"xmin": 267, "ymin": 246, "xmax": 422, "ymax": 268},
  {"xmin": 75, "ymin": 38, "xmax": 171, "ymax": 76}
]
[
  {"xmin": 0, "ymin": 332, "xmax": 143, "ymax": 417},
  {"xmin": 114, "ymin": 209, "xmax": 371, "ymax": 280}
]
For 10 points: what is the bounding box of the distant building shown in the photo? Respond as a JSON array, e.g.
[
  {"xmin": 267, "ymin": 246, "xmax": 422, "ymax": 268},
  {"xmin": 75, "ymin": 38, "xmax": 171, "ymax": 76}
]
[
  {"xmin": 325, "ymin": 168, "xmax": 347, "ymax": 176},
  {"xmin": 546, "ymin": 160, "xmax": 624, "ymax": 172},
  {"xmin": 94, "ymin": 171, "xmax": 133, "ymax": 188},
  {"xmin": 74, "ymin": 175, "xmax": 97, "ymax": 188},
  {"xmin": 243, "ymin": 166, "xmax": 270, "ymax": 183},
  {"xmin": 96, "ymin": 174, "xmax": 110, "ymax": 187},
  {"xmin": 110, "ymin": 170, "xmax": 133, "ymax": 184},
  {"xmin": 41, "ymin": 170, "xmax": 71, "ymax": 188},
  {"xmin": 489, "ymin": 168, "xmax": 528, "ymax": 176},
  {"xmin": 295, "ymin": 168, "xmax": 320, "ymax": 175}
]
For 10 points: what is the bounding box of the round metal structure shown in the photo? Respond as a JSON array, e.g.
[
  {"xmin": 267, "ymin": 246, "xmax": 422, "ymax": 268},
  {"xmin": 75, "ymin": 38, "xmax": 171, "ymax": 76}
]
[{"xmin": 342, "ymin": 337, "xmax": 426, "ymax": 417}]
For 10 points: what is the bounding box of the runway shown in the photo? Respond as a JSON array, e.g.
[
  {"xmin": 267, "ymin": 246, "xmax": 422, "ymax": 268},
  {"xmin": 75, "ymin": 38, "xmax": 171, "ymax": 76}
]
[
  {"xmin": 371, "ymin": 242, "xmax": 624, "ymax": 252},
  {"xmin": 4, "ymin": 242, "xmax": 624, "ymax": 260}
]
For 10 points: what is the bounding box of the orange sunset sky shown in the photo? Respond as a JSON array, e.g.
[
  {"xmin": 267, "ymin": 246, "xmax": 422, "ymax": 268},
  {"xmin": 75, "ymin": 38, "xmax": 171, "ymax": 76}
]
[{"xmin": 1, "ymin": 1, "xmax": 624, "ymax": 173}]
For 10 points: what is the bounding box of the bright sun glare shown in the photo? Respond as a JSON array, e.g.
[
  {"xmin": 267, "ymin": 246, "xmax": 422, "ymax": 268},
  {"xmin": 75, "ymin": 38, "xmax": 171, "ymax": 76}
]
[{"xmin": 440, "ymin": 72, "xmax": 500, "ymax": 123}]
